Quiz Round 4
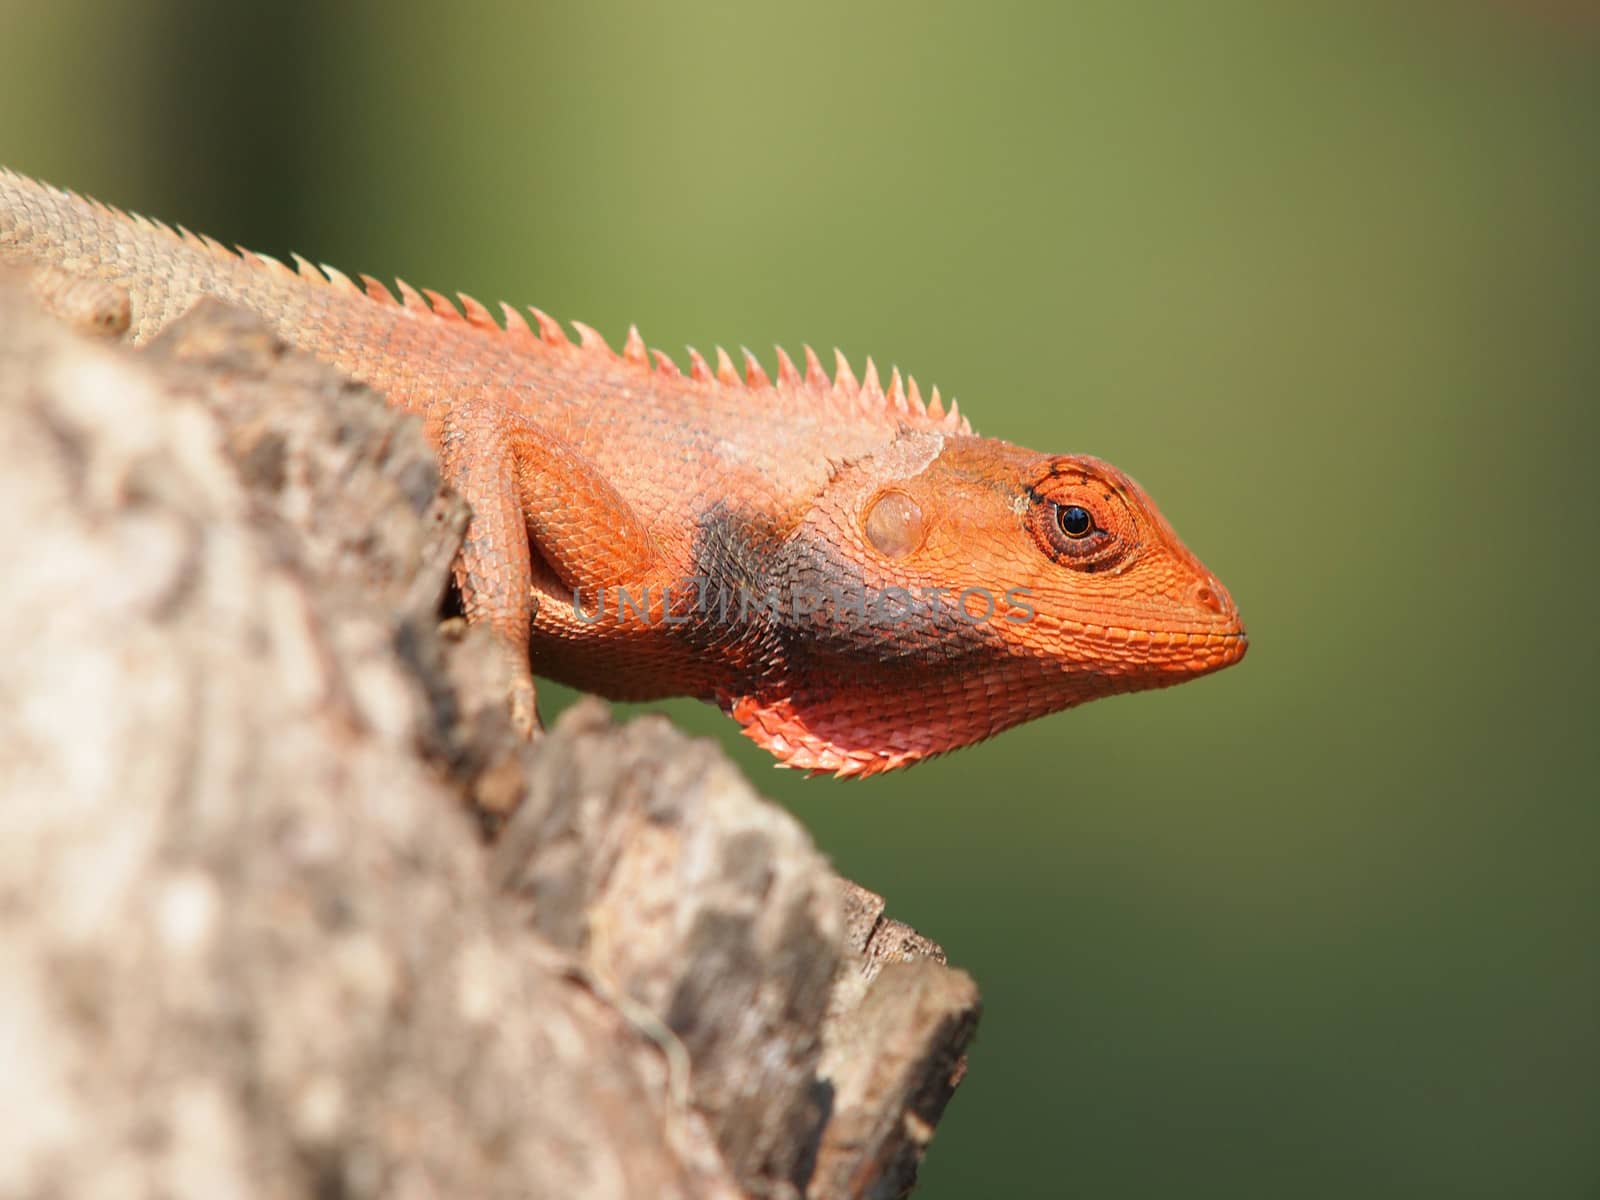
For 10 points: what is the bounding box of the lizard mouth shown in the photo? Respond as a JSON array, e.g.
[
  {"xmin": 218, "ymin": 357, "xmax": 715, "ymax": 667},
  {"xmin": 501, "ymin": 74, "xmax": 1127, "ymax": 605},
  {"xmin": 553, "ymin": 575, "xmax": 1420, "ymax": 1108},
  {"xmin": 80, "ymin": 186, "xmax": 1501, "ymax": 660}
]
[
  {"xmin": 1016, "ymin": 616, "xmax": 1248, "ymax": 682},
  {"xmin": 1153, "ymin": 627, "xmax": 1248, "ymax": 674},
  {"xmin": 1026, "ymin": 611, "xmax": 1248, "ymax": 658},
  {"xmin": 1200, "ymin": 628, "xmax": 1249, "ymax": 667},
  {"xmin": 1084, "ymin": 625, "xmax": 1247, "ymax": 685}
]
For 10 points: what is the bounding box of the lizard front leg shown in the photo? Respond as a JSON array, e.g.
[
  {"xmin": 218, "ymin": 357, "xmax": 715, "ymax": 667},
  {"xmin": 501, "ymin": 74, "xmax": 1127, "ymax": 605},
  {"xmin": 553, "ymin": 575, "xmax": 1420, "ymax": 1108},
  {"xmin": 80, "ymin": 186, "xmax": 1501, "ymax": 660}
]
[{"xmin": 436, "ymin": 401, "xmax": 659, "ymax": 734}]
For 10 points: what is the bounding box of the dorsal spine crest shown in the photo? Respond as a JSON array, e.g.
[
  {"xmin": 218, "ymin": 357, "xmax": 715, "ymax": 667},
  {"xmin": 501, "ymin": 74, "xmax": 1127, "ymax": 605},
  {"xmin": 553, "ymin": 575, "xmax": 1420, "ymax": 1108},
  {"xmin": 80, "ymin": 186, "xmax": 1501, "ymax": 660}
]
[{"xmin": 8, "ymin": 170, "xmax": 971, "ymax": 433}]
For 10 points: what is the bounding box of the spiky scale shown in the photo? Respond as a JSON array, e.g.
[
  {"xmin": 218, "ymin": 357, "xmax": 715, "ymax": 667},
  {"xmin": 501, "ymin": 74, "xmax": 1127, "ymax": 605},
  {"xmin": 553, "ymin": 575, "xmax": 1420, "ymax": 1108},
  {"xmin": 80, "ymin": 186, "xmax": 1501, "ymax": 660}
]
[
  {"xmin": 395, "ymin": 279, "xmax": 429, "ymax": 313},
  {"xmin": 571, "ymin": 320, "xmax": 611, "ymax": 355},
  {"xmin": 775, "ymin": 345, "xmax": 800, "ymax": 387},
  {"xmin": 500, "ymin": 302, "xmax": 537, "ymax": 345},
  {"xmin": 527, "ymin": 306, "xmax": 569, "ymax": 346},
  {"xmin": 360, "ymin": 274, "xmax": 394, "ymax": 304},
  {"xmin": 686, "ymin": 347, "xmax": 712, "ymax": 382},
  {"xmin": 833, "ymin": 348, "xmax": 858, "ymax": 394},
  {"xmin": 457, "ymin": 292, "xmax": 497, "ymax": 330},
  {"xmin": 322, "ymin": 264, "xmax": 361, "ymax": 295},
  {"xmin": 240, "ymin": 248, "xmax": 289, "ymax": 280},
  {"xmin": 861, "ymin": 357, "xmax": 883, "ymax": 402},
  {"xmin": 742, "ymin": 348, "xmax": 770, "ymax": 388},
  {"xmin": 622, "ymin": 324, "xmax": 648, "ymax": 365},
  {"xmin": 887, "ymin": 367, "xmax": 906, "ymax": 412},
  {"xmin": 652, "ymin": 348, "xmax": 681, "ymax": 377},
  {"xmin": 907, "ymin": 374, "xmax": 925, "ymax": 415},
  {"xmin": 714, "ymin": 346, "xmax": 740, "ymax": 387},
  {"xmin": 803, "ymin": 345, "xmax": 827, "ymax": 391},
  {"xmin": 423, "ymin": 288, "xmax": 461, "ymax": 320}
]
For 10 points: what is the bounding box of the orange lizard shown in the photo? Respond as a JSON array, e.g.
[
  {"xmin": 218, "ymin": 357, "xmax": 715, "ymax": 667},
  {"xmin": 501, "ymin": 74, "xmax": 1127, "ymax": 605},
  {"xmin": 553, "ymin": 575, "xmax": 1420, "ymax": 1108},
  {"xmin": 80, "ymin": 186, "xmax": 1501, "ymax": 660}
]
[{"xmin": 0, "ymin": 169, "xmax": 1246, "ymax": 776}]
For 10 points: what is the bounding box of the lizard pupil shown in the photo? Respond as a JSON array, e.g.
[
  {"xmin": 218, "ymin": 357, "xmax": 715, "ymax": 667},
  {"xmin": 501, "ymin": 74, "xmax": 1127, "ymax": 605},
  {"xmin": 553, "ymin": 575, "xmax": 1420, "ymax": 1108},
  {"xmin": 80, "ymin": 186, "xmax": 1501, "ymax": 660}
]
[{"xmin": 1057, "ymin": 505, "xmax": 1093, "ymax": 538}]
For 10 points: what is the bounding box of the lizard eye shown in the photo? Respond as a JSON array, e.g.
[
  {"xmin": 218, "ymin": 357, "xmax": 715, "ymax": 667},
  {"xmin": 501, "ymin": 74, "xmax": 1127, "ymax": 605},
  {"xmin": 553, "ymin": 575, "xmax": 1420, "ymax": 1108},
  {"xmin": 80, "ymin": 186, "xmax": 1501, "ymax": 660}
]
[
  {"xmin": 1057, "ymin": 505, "xmax": 1094, "ymax": 539},
  {"xmin": 1025, "ymin": 462, "xmax": 1137, "ymax": 571}
]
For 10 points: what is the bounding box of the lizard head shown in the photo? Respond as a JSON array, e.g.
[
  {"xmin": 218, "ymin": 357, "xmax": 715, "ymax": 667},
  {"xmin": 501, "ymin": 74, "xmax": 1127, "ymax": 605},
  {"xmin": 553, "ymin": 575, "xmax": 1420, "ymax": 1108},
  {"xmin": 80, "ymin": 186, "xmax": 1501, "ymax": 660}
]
[
  {"xmin": 949, "ymin": 440, "xmax": 1248, "ymax": 682},
  {"xmin": 729, "ymin": 431, "xmax": 1247, "ymax": 776}
]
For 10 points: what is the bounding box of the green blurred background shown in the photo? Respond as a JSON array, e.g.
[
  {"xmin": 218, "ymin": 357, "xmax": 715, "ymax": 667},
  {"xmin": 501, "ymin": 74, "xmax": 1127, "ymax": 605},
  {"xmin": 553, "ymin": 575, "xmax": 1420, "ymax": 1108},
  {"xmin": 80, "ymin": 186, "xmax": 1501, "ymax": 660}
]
[{"xmin": 4, "ymin": 1, "xmax": 1595, "ymax": 1194}]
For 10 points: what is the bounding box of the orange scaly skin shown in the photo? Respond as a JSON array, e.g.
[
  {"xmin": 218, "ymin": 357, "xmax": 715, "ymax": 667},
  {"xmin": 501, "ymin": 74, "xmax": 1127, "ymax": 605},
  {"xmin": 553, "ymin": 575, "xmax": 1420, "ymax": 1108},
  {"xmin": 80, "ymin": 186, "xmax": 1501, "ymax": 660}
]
[{"xmin": 0, "ymin": 169, "xmax": 1247, "ymax": 776}]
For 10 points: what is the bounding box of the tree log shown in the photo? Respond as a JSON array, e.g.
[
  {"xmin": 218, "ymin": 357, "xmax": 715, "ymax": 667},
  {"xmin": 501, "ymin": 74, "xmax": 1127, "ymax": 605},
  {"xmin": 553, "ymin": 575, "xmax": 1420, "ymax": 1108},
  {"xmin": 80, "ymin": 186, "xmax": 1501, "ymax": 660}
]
[{"xmin": 0, "ymin": 279, "xmax": 978, "ymax": 1200}]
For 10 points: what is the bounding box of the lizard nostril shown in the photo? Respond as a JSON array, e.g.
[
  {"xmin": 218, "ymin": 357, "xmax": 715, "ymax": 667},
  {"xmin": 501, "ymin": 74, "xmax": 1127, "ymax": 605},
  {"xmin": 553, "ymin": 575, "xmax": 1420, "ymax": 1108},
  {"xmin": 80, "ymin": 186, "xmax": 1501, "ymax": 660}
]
[{"xmin": 1191, "ymin": 580, "xmax": 1226, "ymax": 616}]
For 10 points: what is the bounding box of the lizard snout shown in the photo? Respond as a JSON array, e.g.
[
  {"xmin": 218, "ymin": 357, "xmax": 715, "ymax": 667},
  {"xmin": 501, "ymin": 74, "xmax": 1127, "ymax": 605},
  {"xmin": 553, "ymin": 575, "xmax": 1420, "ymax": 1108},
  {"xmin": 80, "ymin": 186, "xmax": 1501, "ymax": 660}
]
[{"xmin": 1188, "ymin": 575, "xmax": 1247, "ymax": 642}]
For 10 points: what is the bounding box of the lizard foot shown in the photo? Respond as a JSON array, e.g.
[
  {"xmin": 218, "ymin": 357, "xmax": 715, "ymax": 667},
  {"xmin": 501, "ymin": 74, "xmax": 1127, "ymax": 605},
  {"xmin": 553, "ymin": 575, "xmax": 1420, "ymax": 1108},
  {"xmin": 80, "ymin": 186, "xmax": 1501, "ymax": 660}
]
[
  {"xmin": 510, "ymin": 674, "xmax": 544, "ymax": 741},
  {"xmin": 435, "ymin": 615, "xmax": 543, "ymax": 739}
]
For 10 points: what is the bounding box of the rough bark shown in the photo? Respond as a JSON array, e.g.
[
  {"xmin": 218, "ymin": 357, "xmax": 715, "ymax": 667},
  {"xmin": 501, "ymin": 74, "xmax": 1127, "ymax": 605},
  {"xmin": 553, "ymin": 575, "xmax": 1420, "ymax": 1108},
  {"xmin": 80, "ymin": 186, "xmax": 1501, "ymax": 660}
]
[{"xmin": 0, "ymin": 279, "xmax": 979, "ymax": 1200}]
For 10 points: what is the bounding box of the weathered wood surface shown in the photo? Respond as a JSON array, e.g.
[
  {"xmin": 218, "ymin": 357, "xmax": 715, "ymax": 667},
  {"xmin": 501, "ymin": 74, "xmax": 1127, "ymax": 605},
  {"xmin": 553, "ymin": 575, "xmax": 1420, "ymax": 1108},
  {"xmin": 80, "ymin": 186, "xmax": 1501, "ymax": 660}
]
[{"xmin": 0, "ymin": 280, "xmax": 979, "ymax": 1200}]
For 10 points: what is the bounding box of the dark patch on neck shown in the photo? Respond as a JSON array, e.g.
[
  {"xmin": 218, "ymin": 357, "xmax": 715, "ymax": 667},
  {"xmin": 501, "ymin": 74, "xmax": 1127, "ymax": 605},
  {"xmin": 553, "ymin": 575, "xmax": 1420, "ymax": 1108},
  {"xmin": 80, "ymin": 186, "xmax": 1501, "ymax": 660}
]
[
  {"xmin": 677, "ymin": 501, "xmax": 792, "ymax": 685},
  {"xmin": 763, "ymin": 524, "xmax": 1007, "ymax": 683},
  {"xmin": 682, "ymin": 493, "xmax": 1010, "ymax": 699}
]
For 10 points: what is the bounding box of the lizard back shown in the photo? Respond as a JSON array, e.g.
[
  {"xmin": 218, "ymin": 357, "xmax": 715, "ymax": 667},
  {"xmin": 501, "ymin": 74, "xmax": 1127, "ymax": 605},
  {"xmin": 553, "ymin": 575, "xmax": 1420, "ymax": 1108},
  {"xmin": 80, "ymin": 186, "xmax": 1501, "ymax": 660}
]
[{"xmin": 0, "ymin": 168, "xmax": 970, "ymax": 536}]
